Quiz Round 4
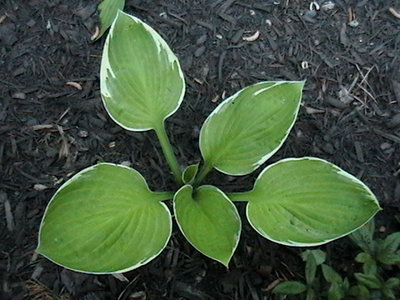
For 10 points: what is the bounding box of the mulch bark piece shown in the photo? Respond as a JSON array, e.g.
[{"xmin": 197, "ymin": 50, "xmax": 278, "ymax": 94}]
[{"xmin": 1, "ymin": 0, "xmax": 399, "ymax": 299}]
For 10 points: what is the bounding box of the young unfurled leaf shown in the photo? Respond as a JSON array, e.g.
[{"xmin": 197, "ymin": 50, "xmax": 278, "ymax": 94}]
[
  {"xmin": 272, "ymin": 281, "xmax": 307, "ymax": 295},
  {"xmin": 200, "ymin": 81, "xmax": 304, "ymax": 175},
  {"xmin": 173, "ymin": 185, "xmax": 241, "ymax": 266},
  {"xmin": 37, "ymin": 163, "xmax": 172, "ymax": 273},
  {"xmin": 96, "ymin": 0, "xmax": 125, "ymax": 40},
  {"xmin": 244, "ymin": 157, "xmax": 381, "ymax": 246},
  {"xmin": 100, "ymin": 11, "xmax": 185, "ymax": 131},
  {"xmin": 182, "ymin": 163, "xmax": 199, "ymax": 184}
]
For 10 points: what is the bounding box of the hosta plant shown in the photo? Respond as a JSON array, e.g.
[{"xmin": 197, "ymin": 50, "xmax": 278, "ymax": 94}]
[{"xmin": 37, "ymin": 11, "xmax": 381, "ymax": 274}]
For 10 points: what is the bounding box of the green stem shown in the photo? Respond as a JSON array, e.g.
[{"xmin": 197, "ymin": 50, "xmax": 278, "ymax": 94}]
[
  {"xmin": 153, "ymin": 191, "xmax": 175, "ymax": 201},
  {"xmin": 226, "ymin": 191, "xmax": 252, "ymax": 202},
  {"xmin": 192, "ymin": 162, "xmax": 213, "ymax": 186},
  {"xmin": 154, "ymin": 121, "xmax": 183, "ymax": 186}
]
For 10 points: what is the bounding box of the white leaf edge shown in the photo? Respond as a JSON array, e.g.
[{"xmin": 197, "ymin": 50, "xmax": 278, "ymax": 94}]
[
  {"xmin": 199, "ymin": 81, "xmax": 304, "ymax": 176},
  {"xmin": 181, "ymin": 163, "xmax": 199, "ymax": 184},
  {"xmin": 37, "ymin": 162, "xmax": 172, "ymax": 274},
  {"xmin": 173, "ymin": 185, "xmax": 242, "ymax": 267},
  {"xmin": 100, "ymin": 10, "xmax": 186, "ymax": 132},
  {"xmin": 246, "ymin": 157, "xmax": 381, "ymax": 247}
]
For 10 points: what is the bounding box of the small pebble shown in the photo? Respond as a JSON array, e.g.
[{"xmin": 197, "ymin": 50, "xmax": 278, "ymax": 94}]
[
  {"xmin": 301, "ymin": 61, "xmax": 309, "ymax": 69},
  {"xmin": 321, "ymin": 1, "xmax": 335, "ymax": 11},
  {"xmin": 120, "ymin": 161, "xmax": 132, "ymax": 167},
  {"xmin": 12, "ymin": 92, "xmax": 26, "ymax": 99},
  {"xmin": 380, "ymin": 142, "xmax": 392, "ymax": 150},
  {"xmin": 349, "ymin": 20, "xmax": 359, "ymax": 27},
  {"xmin": 34, "ymin": 184, "xmax": 48, "ymax": 191},
  {"xmin": 78, "ymin": 130, "xmax": 88, "ymax": 138}
]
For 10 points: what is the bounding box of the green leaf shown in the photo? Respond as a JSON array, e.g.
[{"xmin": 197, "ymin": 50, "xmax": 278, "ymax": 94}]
[
  {"xmin": 377, "ymin": 253, "xmax": 400, "ymax": 265},
  {"xmin": 305, "ymin": 254, "xmax": 317, "ymax": 285},
  {"xmin": 355, "ymin": 252, "xmax": 373, "ymax": 263},
  {"xmin": 349, "ymin": 219, "xmax": 376, "ymax": 253},
  {"xmin": 385, "ymin": 278, "xmax": 400, "ymax": 289},
  {"xmin": 355, "ymin": 252, "xmax": 377, "ymax": 274},
  {"xmin": 355, "ymin": 273, "xmax": 381, "ymax": 289},
  {"xmin": 272, "ymin": 281, "xmax": 307, "ymax": 295},
  {"xmin": 382, "ymin": 287, "xmax": 396, "ymax": 299},
  {"xmin": 343, "ymin": 278, "xmax": 350, "ymax": 291},
  {"xmin": 246, "ymin": 157, "xmax": 381, "ymax": 246},
  {"xmin": 100, "ymin": 11, "xmax": 185, "ymax": 131},
  {"xmin": 199, "ymin": 81, "xmax": 304, "ymax": 176},
  {"xmin": 322, "ymin": 264, "xmax": 343, "ymax": 284},
  {"xmin": 306, "ymin": 288, "xmax": 317, "ymax": 300},
  {"xmin": 37, "ymin": 163, "xmax": 172, "ymax": 273},
  {"xmin": 96, "ymin": 0, "xmax": 125, "ymax": 40},
  {"xmin": 301, "ymin": 249, "xmax": 327, "ymax": 265},
  {"xmin": 349, "ymin": 285, "xmax": 371, "ymax": 299},
  {"xmin": 182, "ymin": 164, "xmax": 199, "ymax": 184},
  {"xmin": 378, "ymin": 232, "xmax": 400, "ymax": 259},
  {"xmin": 173, "ymin": 185, "xmax": 241, "ymax": 266},
  {"xmin": 328, "ymin": 282, "xmax": 343, "ymax": 300}
]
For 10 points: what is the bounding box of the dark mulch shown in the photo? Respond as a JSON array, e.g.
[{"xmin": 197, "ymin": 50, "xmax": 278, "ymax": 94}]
[{"xmin": 1, "ymin": 0, "xmax": 399, "ymax": 299}]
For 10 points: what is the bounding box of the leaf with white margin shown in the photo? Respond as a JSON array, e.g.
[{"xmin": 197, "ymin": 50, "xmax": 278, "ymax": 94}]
[
  {"xmin": 100, "ymin": 11, "xmax": 185, "ymax": 131},
  {"xmin": 182, "ymin": 163, "xmax": 199, "ymax": 184},
  {"xmin": 96, "ymin": 0, "xmax": 125, "ymax": 40},
  {"xmin": 174, "ymin": 185, "xmax": 241, "ymax": 266},
  {"xmin": 244, "ymin": 157, "xmax": 381, "ymax": 246},
  {"xmin": 199, "ymin": 81, "xmax": 304, "ymax": 175},
  {"xmin": 37, "ymin": 163, "xmax": 172, "ymax": 273}
]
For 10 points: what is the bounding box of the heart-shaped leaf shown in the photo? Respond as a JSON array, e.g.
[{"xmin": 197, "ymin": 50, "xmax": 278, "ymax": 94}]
[
  {"xmin": 199, "ymin": 81, "xmax": 304, "ymax": 175},
  {"xmin": 244, "ymin": 157, "xmax": 381, "ymax": 246},
  {"xmin": 96, "ymin": 0, "xmax": 125, "ymax": 40},
  {"xmin": 100, "ymin": 11, "xmax": 185, "ymax": 131},
  {"xmin": 37, "ymin": 163, "xmax": 172, "ymax": 273},
  {"xmin": 173, "ymin": 185, "xmax": 241, "ymax": 266}
]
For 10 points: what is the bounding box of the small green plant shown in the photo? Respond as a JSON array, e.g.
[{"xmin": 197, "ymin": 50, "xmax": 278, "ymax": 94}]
[
  {"xmin": 349, "ymin": 220, "xmax": 400, "ymax": 299},
  {"xmin": 272, "ymin": 250, "xmax": 328, "ymax": 299},
  {"xmin": 36, "ymin": 11, "xmax": 381, "ymax": 274},
  {"xmin": 273, "ymin": 222, "xmax": 400, "ymax": 299}
]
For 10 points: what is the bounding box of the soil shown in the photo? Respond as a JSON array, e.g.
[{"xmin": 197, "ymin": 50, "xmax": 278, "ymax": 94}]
[{"xmin": 1, "ymin": 0, "xmax": 400, "ymax": 299}]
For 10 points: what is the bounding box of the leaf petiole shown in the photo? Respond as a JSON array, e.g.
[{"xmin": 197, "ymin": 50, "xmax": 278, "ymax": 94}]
[
  {"xmin": 192, "ymin": 162, "xmax": 213, "ymax": 186},
  {"xmin": 153, "ymin": 191, "xmax": 175, "ymax": 201},
  {"xmin": 226, "ymin": 191, "xmax": 252, "ymax": 202},
  {"xmin": 154, "ymin": 121, "xmax": 183, "ymax": 186}
]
